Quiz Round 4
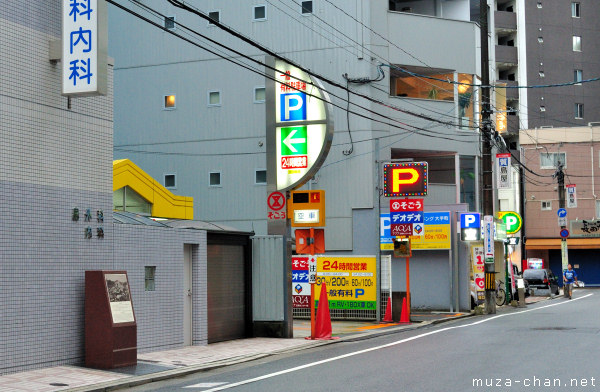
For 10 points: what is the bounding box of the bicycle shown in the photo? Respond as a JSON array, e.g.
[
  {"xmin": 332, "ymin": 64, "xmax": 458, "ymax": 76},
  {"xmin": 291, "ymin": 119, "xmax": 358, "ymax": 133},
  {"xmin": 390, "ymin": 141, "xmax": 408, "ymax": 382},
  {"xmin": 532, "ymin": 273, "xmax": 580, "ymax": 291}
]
[{"xmin": 495, "ymin": 280, "xmax": 506, "ymax": 306}]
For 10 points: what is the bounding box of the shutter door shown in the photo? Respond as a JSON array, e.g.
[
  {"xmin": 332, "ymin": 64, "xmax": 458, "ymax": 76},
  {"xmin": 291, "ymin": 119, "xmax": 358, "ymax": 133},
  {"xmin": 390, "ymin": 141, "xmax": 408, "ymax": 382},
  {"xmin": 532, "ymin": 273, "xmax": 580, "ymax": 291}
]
[{"xmin": 207, "ymin": 243, "xmax": 247, "ymax": 343}]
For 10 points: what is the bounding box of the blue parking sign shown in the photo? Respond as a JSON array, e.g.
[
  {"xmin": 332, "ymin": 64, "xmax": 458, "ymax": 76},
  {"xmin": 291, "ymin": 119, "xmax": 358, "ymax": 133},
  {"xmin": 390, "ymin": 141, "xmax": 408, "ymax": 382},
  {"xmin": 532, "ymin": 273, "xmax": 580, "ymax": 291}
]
[
  {"xmin": 461, "ymin": 213, "xmax": 480, "ymax": 229},
  {"xmin": 280, "ymin": 92, "xmax": 307, "ymax": 121}
]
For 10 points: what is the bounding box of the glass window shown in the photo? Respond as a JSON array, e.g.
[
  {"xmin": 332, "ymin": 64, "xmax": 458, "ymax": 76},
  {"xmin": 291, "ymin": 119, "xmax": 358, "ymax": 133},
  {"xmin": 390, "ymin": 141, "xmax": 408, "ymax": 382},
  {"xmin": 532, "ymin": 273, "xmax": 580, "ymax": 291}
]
[
  {"xmin": 390, "ymin": 66, "xmax": 455, "ymax": 101},
  {"xmin": 113, "ymin": 186, "xmax": 152, "ymax": 215},
  {"xmin": 255, "ymin": 169, "xmax": 267, "ymax": 184},
  {"xmin": 164, "ymin": 16, "xmax": 176, "ymax": 30},
  {"xmin": 540, "ymin": 106, "xmax": 546, "ymax": 112},
  {"xmin": 145, "ymin": 267, "xmax": 156, "ymax": 291},
  {"xmin": 425, "ymin": 156, "xmax": 455, "ymax": 184},
  {"xmin": 572, "ymin": 2, "xmax": 580, "ymax": 17},
  {"xmin": 540, "ymin": 152, "xmax": 566, "ymax": 169},
  {"xmin": 539, "ymin": 71, "xmax": 545, "ymax": 77},
  {"xmin": 164, "ymin": 94, "xmax": 176, "ymax": 109},
  {"xmin": 254, "ymin": 86, "xmax": 265, "ymax": 103},
  {"xmin": 208, "ymin": 91, "xmax": 221, "ymax": 106},
  {"xmin": 537, "ymin": 2, "xmax": 542, "ymax": 8},
  {"xmin": 164, "ymin": 174, "xmax": 176, "ymax": 188},
  {"xmin": 208, "ymin": 11, "xmax": 220, "ymax": 25},
  {"xmin": 573, "ymin": 36, "xmax": 581, "ymax": 51},
  {"xmin": 574, "ymin": 69, "xmax": 582, "ymax": 85},
  {"xmin": 541, "ymin": 201, "xmax": 552, "ymax": 211},
  {"xmin": 301, "ymin": 1, "xmax": 313, "ymax": 14},
  {"xmin": 209, "ymin": 171, "xmax": 221, "ymax": 187},
  {"xmin": 457, "ymin": 74, "xmax": 474, "ymax": 130},
  {"xmin": 254, "ymin": 5, "xmax": 266, "ymax": 20},
  {"xmin": 575, "ymin": 103, "xmax": 584, "ymax": 119},
  {"xmin": 537, "ymin": 37, "xmax": 543, "ymax": 43},
  {"xmin": 460, "ymin": 156, "xmax": 476, "ymax": 211}
]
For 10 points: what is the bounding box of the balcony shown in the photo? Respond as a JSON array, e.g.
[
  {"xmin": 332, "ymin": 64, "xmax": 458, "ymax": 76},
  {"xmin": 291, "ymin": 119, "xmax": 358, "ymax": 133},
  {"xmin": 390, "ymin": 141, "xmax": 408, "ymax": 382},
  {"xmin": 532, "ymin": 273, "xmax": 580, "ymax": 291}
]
[
  {"xmin": 495, "ymin": 45, "xmax": 518, "ymax": 66},
  {"xmin": 495, "ymin": 11, "xmax": 517, "ymax": 32},
  {"xmin": 496, "ymin": 79, "xmax": 519, "ymax": 100}
]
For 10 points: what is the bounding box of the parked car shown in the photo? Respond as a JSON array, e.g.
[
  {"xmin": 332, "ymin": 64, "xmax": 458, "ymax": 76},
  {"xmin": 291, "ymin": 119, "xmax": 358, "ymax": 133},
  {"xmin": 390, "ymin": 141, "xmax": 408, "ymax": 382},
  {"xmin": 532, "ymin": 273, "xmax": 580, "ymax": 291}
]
[{"xmin": 523, "ymin": 268, "xmax": 560, "ymax": 295}]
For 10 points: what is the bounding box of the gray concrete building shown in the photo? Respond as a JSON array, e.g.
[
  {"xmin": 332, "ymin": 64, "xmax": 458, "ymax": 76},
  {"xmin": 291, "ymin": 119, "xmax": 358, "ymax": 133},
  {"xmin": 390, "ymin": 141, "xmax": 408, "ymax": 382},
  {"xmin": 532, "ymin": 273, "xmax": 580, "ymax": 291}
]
[{"xmin": 109, "ymin": 0, "xmax": 483, "ymax": 310}]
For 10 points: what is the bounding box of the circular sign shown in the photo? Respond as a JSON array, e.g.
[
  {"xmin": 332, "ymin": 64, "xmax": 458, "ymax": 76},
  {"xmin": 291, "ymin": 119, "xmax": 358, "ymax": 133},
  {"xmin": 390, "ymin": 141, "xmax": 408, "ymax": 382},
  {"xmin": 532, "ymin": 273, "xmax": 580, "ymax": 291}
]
[
  {"xmin": 497, "ymin": 211, "xmax": 522, "ymax": 234},
  {"xmin": 560, "ymin": 229, "xmax": 570, "ymax": 238},
  {"xmin": 557, "ymin": 208, "xmax": 567, "ymax": 217},
  {"xmin": 267, "ymin": 191, "xmax": 286, "ymax": 211}
]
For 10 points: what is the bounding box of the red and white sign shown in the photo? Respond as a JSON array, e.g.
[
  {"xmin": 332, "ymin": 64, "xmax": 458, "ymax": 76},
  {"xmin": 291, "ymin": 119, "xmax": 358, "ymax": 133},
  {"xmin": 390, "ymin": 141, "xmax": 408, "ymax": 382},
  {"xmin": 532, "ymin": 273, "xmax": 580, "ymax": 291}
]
[
  {"xmin": 390, "ymin": 199, "xmax": 424, "ymax": 212},
  {"xmin": 281, "ymin": 156, "xmax": 308, "ymax": 169},
  {"xmin": 267, "ymin": 191, "xmax": 286, "ymax": 220},
  {"xmin": 471, "ymin": 246, "xmax": 485, "ymax": 301}
]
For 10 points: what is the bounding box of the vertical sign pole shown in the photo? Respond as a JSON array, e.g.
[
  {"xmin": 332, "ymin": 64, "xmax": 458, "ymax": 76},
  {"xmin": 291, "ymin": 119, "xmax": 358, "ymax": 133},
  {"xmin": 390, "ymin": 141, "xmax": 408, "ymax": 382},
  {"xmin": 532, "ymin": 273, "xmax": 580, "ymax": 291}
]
[
  {"xmin": 310, "ymin": 283, "xmax": 315, "ymax": 339},
  {"xmin": 405, "ymin": 256, "xmax": 411, "ymax": 321}
]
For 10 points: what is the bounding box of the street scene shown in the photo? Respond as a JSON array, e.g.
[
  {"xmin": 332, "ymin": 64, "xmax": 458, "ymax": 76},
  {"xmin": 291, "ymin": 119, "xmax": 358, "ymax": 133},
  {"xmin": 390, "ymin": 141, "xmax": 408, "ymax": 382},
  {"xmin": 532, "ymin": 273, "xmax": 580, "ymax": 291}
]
[{"xmin": 2, "ymin": 0, "xmax": 600, "ymax": 391}]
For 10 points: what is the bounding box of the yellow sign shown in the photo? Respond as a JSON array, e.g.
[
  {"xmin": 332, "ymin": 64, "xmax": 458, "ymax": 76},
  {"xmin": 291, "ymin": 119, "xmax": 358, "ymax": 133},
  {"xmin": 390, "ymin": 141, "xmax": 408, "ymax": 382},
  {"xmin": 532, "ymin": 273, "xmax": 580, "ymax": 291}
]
[{"xmin": 314, "ymin": 255, "xmax": 376, "ymax": 310}]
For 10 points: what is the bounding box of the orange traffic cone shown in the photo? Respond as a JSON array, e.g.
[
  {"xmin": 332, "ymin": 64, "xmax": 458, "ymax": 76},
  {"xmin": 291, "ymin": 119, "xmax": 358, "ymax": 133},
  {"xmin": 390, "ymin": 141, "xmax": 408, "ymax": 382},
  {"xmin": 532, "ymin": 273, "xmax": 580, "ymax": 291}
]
[
  {"xmin": 312, "ymin": 283, "xmax": 338, "ymax": 340},
  {"xmin": 381, "ymin": 297, "xmax": 393, "ymax": 323},
  {"xmin": 400, "ymin": 296, "xmax": 410, "ymax": 323}
]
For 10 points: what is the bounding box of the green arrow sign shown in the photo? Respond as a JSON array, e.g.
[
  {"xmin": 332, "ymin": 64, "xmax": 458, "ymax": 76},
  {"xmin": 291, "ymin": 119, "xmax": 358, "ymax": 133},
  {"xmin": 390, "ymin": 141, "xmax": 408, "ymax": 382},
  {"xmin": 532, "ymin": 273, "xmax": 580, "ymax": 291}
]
[
  {"xmin": 498, "ymin": 211, "xmax": 522, "ymax": 234},
  {"xmin": 281, "ymin": 126, "xmax": 307, "ymax": 156}
]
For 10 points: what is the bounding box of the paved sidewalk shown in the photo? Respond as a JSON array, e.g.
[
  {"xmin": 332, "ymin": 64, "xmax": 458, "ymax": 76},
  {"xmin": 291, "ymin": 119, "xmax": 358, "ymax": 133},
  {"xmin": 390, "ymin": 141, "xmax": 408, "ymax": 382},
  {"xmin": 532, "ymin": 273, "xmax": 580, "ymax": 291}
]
[{"xmin": 0, "ymin": 310, "xmax": 487, "ymax": 392}]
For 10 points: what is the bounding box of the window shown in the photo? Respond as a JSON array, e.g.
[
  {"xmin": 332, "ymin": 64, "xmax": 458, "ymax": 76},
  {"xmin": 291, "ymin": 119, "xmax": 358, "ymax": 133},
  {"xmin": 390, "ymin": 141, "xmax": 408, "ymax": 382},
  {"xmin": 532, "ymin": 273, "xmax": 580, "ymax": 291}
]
[
  {"xmin": 572, "ymin": 2, "xmax": 580, "ymax": 18},
  {"xmin": 209, "ymin": 171, "xmax": 221, "ymax": 187},
  {"xmin": 390, "ymin": 66, "xmax": 455, "ymax": 101},
  {"xmin": 113, "ymin": 186, "xmax": 152, "ymax": 215},
  {"xmin": 254, "ymin": 86, "xmax": 265, "ymax": 103},
  {"xmin": 255, "ymin": 169, "xmax": 267, "ymax": 185},
  {"xmin": 164, "ymin": 174, "xmax": 176, "ymax": 188},
  {"xmin": 460, "ymin": 156, "xmax": 476, "ymax": 211},
  {"xmin": 575, "ymin": 103, "xmax": 584, "ymax": 119},
  {"xmin": 208, "ymin": 10, "xmax": 220, "ymax": 25},
  {"xmin": 208, "ymin": 90, "xmax": 221, "ymax": 106},
  {"xmin": 540, "ymin": 152, "xmax": 566, "ymax": 169},
  {"xmin": 573, "ymin": 36, "xmax": 581, "ymax": 51},
  {"xmin": 145, "ymin": 267, "xmax": 156, "ymax": 291},
  {"xmin": 253, "ymin": 5, "xmax": 266, "ymax": 20},
  {"xmin": 164, "ymin": 16, "xmax": 176, "ymax": 30},
  {"xmin": 537, "ymin": 37, "xmax": 544, "ymax": 43},
  {"xmin": 164, "ymin": 94, "xmax": 176, "ymax": 109},
  {"xmin": 537, "ymin": 2, "xmax": 542, "ymax": 8},
  {"xmin": 574, "ymin": 69, "xmax": 582, "ymax": 85},
  {"xmin": 541, "ymin": 201, "xmax": 552, "ymax": 211},
  {"xmin": 539, "ymin": 71, "xmax": 545, "ymax": 77},
  {"xmin": 540, "ymin": 106, "xmax": 546, "ymax": 112},
  {"xmin": 301, "ymin": 1, "xmax": 313, "ymax": 14}
]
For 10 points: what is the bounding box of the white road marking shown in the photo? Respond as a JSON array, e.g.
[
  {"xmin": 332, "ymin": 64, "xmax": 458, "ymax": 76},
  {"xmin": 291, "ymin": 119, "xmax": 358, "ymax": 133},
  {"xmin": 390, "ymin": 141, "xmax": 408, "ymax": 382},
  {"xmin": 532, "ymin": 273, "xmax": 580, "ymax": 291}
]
[
  {"xmin": 202, "ymin": 294, "xmax": 593, "ymax": 391},
  {"xmin": 184, "ymin": 382, "xmax": 228, "ymax": 388}
]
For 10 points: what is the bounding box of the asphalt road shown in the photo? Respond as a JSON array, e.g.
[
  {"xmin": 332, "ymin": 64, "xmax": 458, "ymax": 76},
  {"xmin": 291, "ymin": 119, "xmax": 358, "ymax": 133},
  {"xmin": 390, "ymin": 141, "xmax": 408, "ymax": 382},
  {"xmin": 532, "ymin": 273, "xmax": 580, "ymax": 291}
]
[{"xmin": 127, "ymin": 289, "xmax": 598, "ymax": 392}]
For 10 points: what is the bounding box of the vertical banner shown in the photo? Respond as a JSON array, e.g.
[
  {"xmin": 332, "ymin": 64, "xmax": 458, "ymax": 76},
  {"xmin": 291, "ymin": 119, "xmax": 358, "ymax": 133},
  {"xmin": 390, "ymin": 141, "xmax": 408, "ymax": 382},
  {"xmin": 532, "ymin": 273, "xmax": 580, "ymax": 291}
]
[
  {"xmin": 483, "ymin": 215, "xmax": 494, "ymax": 262},
  {"xmin": 471, "ymin": 246, "xmax": 485, "ymax": 301},
  {"xmin": 496, "ymin": 153, "xmax": 511, "ymax": 189},
  {"xmin": 291, "ymin": 256, "xmax": 310, "ymax": 308},
  {"xmin": 566, "ymin": 184, "xmax": 577, "ymax": 208},
  {"xmin": 62, "ymin": 0, "xmax": 108, "ymax": 96},
  {"xmin": 495, "ymin": 83, "xmax": 507, "ymax": 134}
]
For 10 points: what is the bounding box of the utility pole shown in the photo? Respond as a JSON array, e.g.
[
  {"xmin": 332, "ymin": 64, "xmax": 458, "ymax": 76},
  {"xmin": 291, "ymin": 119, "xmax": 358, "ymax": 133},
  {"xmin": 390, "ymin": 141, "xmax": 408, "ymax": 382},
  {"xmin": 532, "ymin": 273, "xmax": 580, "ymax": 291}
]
[
  {"xmin": 555, "ymin": 163, "xmax": 568, "ymax": 280},
  {"xmin": 480, "ymin": 0, "xmax": 496, "ymax": 314}
]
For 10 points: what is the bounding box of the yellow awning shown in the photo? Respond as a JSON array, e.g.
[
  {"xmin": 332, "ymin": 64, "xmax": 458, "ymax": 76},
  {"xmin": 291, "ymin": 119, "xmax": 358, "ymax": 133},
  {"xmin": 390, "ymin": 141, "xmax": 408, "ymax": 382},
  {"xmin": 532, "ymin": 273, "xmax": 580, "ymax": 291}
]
[{"xmin": 525, "ymin": 238, "xmax": 600, "ymax": 249}]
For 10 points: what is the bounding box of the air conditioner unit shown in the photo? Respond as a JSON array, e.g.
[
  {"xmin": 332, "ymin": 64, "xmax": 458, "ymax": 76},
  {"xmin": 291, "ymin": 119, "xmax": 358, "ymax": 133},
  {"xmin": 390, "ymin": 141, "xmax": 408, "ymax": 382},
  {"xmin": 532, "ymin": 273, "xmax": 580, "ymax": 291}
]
[
  {"xmin": 588, "ymin": 122, "xmax": 600, "ymax": 127},
  {"xmin": 539, "ymin": 126, "xmax": 554, "ymax": 129}
]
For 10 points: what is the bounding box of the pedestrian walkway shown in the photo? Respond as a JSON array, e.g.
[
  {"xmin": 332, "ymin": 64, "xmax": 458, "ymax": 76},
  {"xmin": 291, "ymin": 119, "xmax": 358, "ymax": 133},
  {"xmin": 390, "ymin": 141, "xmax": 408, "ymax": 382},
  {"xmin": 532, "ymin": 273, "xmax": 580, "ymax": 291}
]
[{"xmin": 0, "ymin": 310, "xmax": 477, "ymax": 392}]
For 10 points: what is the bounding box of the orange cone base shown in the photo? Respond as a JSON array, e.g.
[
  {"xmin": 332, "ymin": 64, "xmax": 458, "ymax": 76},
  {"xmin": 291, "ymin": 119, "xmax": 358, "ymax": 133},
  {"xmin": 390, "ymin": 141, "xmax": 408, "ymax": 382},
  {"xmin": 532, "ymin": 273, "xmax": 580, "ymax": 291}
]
[
  {"xmin": 380, "ymin": 298, "xmax": 393, "ymax": 323},
  {"xmin": 308, "ymin": 283, "xmax": 338, "ymax": 340},
  {"xmin": 400, "ymin": 297, "xmax": 410, "ymax": 323}
]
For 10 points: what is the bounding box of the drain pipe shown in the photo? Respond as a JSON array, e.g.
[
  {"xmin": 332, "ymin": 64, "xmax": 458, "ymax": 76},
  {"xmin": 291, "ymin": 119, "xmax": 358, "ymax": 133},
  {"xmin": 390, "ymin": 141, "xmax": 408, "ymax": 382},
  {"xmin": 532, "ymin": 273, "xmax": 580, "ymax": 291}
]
[{"xmin": 592, "ymin": 126, "xmax": 597, "ymax": 206}]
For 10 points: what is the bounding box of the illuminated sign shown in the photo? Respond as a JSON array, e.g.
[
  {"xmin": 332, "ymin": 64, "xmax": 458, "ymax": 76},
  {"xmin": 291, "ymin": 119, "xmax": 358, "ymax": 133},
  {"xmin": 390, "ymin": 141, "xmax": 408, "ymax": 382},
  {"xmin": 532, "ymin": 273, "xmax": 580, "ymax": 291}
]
[
  {"xmin": 383, "ymin": 162, "xmax": 428, "ymax": 197},
  {"xmin": 380, "ymin": 212, "xmax": 451, "ymax": 250},
  {"xmin": 497, "ymin": 211, "xmax": 522, "ymax": 234},
  {"xmin": 288, "ymin": 190, "xmax": 325, "ymax": 227},
  {"xmin": 267, "ymin": 58, "xmax": 334, "ymax": 191},
  {"xmin": 62, "ymin": 0, "xmax": 107, "ymax": 96},
  {"xmin": 461, "ymin": 213, "xmax": 481, "ymax": 241}
]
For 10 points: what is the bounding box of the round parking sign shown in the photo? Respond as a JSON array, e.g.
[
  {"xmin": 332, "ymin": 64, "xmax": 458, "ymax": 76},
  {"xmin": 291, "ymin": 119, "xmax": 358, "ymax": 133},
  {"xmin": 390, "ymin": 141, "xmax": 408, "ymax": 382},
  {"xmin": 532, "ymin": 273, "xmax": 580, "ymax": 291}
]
[{"xmin": 497, "ymin": 211, "xmax": 522, "ymax": 234}]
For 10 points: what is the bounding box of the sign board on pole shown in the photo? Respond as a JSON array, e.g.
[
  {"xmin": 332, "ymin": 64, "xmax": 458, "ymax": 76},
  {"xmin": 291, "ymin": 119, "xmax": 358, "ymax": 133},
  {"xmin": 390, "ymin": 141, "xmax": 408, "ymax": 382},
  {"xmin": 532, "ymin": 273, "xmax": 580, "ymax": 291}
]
[
  {"xmin": 383, "ymin": 163, "xmax": 428, "ymax": 197},
  {"xmin": 390, "ymin": 198, "xmax": 424, "ymax": 237},
  {"xmin": 497, "ymin": 211, "xmax": 522, "ymax": 234},
  {"xmin": 566, "ymin": 184, "xmax": 577, "ymax": 208},
  {"xmin": 380, "ymin": 212, "xmax": 451, "ymax": 250},
  {"xmin": 471, "ymin": 246, "xmax": 485, "ymax": 301},
  {"xmin": 496, "ymin": 153, "xmax": 511, "ymax": 189},
  {"xmin": 62, "ymin": 0, "xmax": 108, "ymax": 96},
  {"xmin": 292, "ymin": 256, "xmax": 310, "ymax": 308},
  {"xmin": 461, "ymin": 213, "xmax": 481, "ymax": 241},
  {"xmin": 267, "ymin": 191, "xmax": 286, "ymax": 222},
  {"xmin": 483, "ymin": 215, "xmax": 494, "ymax": 262}
]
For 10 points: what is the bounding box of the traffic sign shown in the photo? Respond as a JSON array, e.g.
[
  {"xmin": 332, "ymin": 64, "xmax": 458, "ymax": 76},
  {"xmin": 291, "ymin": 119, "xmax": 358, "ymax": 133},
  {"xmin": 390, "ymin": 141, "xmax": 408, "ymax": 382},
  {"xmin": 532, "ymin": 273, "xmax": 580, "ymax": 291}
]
[
  {"xmin": 461, "ymin": 213, "xmax": 480, "ymax": 229},
  {"xmin": 560, "ymin": 229, "xmax": 569, "ymax": 238},
  {"xmin": 557, "ymin": 208, "xmax": 567, "ymax": 218},
  {"xmin": 497, "ymin": 211, "xmax": 522, "ymax": 234},
  {"xmin": 558, "ymin": 216, "xmax": 567, "ymax": 227}
]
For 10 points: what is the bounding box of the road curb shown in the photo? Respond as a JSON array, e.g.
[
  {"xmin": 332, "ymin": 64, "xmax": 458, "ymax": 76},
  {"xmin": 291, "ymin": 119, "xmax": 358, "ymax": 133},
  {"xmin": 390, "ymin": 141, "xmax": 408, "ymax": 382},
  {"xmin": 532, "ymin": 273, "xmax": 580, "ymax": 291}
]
[{"xmin": 66, "ymin": 314, "xmax": 474, "ymax": 392}]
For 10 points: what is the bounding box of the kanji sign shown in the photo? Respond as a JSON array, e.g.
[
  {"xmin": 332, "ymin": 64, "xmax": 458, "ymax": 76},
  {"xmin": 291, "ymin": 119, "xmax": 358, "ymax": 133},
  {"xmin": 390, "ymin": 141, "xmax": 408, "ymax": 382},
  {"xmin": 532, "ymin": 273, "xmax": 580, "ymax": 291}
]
[
  {"xmin": 383, "ymin": 162, "xmax": 428, "ymax": 197},
  {"xmin": 62, "ymin": 0, "xmax": 107, "ymax": 96},
  {"xmin": 390, "ymin": 198, "xmax": 424, "ymax": 237},
  {"xmin": 267, "ymin": 191, "xmax": 286, "ymax": 221},
  {"xmin": 496, "ymin": 153, "xmax": 511, "ymax": 189},
  {"xmin": 566, "ymin": 184, "xmax": 577, "ymax": 208}
]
